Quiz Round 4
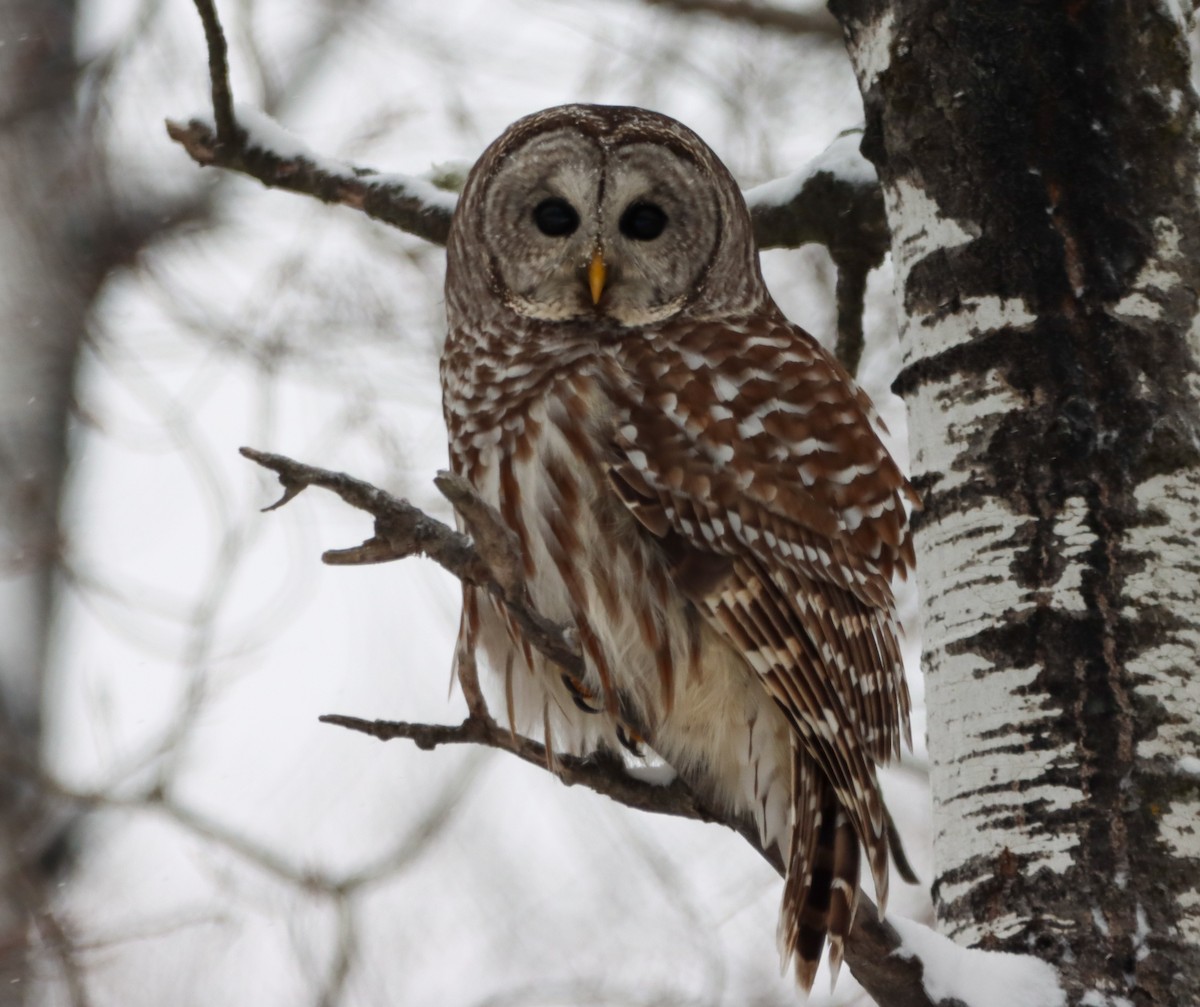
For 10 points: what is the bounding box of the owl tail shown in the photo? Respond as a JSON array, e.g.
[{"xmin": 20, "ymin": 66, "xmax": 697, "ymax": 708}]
[{"xmin": 777, "ymin": 752, "xmax": 862, "ymax": 992}]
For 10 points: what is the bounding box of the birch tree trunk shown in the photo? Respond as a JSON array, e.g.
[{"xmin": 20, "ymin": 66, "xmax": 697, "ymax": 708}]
[{"xmin": 826, "ymin": 2, "xmax": 1200, "ymax": 1002}]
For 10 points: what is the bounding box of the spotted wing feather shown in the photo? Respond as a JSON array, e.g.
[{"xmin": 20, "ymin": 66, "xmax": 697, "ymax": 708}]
[{"xmin": 608, "ymin": 314, "xmax": 914, "ymax": 980}]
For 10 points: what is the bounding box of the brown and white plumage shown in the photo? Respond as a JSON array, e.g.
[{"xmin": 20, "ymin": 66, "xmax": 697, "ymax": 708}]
[{"xmin": 441, "ymin": 104, "xmax": 915, "ymax": 989}]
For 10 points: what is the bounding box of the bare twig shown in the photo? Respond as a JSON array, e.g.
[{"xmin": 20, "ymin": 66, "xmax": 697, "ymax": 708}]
[
  {"xmin": 239, "ymin": 447, "xmax": 583, "ymax": 678},
  {"xmin": 190, "ymin": 0, "xmax": 236, "ymax": 145},
  {"xmin": 168, "ymin": 0, "xmax": 454, "ymax": 245},
  {"xmin": 240, "ymin": 446, "xmax": 948, "ymax": 1007}
]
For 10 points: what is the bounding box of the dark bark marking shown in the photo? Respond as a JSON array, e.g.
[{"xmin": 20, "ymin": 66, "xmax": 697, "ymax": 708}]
[{"xmin": 831, "ymin": 0, "xmax": 1200, "ymax": 1000}]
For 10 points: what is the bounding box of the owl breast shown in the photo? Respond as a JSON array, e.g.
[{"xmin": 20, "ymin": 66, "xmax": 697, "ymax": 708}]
[{"xmin": 441, "ymin": 324, "xmax": 794, "ymax": 851}]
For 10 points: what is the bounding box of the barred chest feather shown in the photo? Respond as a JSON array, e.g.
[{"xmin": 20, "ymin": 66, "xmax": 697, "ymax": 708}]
[{"xmin": 441, "ymin": 323, "xmax": 794, "ymax": 850}]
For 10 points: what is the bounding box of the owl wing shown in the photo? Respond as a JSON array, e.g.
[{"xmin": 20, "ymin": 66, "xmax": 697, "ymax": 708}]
[{"xmin": 606, "ymin": 315, "xmax": 915, "ymax": 915}]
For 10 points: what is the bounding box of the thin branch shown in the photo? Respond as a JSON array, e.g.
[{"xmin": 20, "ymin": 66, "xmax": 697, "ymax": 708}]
[
  {"xmin": 239, "ymin": 447, "xmax": 583, "ymax": 678},
  {"xmin": 169, "ymin": 0, "xmax": 454, "ymax": 244},
  {"xmin": 166, "ymin": 109, "xmax": 887, "ymax": 258},
  {"xmin": 745, "ymin": 130, "xmax": 889, "ymax": 374},
  {"xmin": 165, "ymin": 117, "xmax": 455, "ymax": 245},
  {"xmin": 322, "ymin": 712, "xmax": 771, "ymax": 854},
  {"xmin": 639, "ymin": 0, "xmax": 842, "ymax": 39},
  {"xmin": 168, "ymin": 0, "xmax": 884, "ymax": 256},
  {"xmin": 240, "ymin": 446, "xmax": 950, "ymax": 1007},
  {"xmin": 190, "ymin": 0, "xmax": 236, "ymax": 145}
]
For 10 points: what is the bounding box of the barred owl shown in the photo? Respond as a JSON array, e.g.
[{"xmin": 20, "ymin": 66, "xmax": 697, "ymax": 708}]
[{"xmin": 441, "ymin": 104, "xmax": 915, "ymax": 988}]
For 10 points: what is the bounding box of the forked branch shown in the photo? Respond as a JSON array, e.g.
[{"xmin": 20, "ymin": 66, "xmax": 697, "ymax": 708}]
[
  {"xmin": 241, "ymin": 446, "xmax": 947, "ymax": 1007},
  {"xmin": 169, "ymin": 0, "xmax": 887, "ymax": 267}
]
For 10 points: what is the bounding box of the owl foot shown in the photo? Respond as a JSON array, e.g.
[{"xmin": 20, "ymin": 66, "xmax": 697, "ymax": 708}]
[
  {"xmin": 560, "ymin": 672, "xmax": 602, "ymax": 714},
  {"xmin": 616, "ymin": 722, "xmax": 647, "ymax": 757}
]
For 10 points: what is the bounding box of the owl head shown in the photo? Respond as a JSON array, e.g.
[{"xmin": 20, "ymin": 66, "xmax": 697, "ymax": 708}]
[{"xmin": 445, "ymin": 104, "xmax": 769, "ymax": 330}]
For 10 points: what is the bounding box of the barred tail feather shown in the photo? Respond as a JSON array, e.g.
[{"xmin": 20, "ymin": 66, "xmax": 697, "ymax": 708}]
[
  {"xmin": 778, "ymin": 750, "xmax": 827, "ymax": 991},
  {"xmin": 778, "ymin": 752, "xmax": 869, "ymax": 993},
  {"xmin": 825, "ymin": 807, "xmax": 860, "ymax": 986}
]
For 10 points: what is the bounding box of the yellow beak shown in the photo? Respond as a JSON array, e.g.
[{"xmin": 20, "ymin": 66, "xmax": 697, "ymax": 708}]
[{"xmin": 588, "ymin": 248, "xmax": 607, "ymax": 305}]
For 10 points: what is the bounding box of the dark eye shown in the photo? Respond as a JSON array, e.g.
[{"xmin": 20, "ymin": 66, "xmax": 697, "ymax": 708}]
[
  {"xmin": 619, "ymin": 201, "xmax": 668, "ymax": 241},
  {"xmin": 532, "ymin": 198, "xmax": 580, "ymax": 237}
]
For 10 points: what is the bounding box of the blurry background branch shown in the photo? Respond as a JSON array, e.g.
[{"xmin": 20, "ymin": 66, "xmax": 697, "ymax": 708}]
[
  {"xmin": 637, "ymin": 0, "xmax": 842, "ymax": 38},
  {"xmin": 242, "ymin": 446, "xmax": 947, "ymax": 1007}
]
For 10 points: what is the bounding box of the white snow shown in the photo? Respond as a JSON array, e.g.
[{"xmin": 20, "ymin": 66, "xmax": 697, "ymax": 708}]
[
  {"xmin": 233, "ymin": 102, "xmax": 328, "ymax": 162},
  {"xmin": 196, "ymin": 104, "xmax": 462, "ymax": 213},
  {"xmin": 1180, "ymin": 755, "xmax": 1200, "ymax": 776},
  {"xmin": 624, "ymin": 763, "xmax": 679, "ymax": 785},
  {"xmin": 421, "ymin": 159, "xmax": 473, "ymax": 192},
  {"xmin": 227, "ymin": 102, "xmax": 356, "ymax": 177},
  {"xmin": 891, "ymin": 916, "xmax": 1066, "ymax": 1007},
  {"xmin": 366, "ymin": 171, "xmax": 461, "ymax": 212},
  {"xmin": 744, "ymin": 130, "xmax": 877, "ymax": 209}
]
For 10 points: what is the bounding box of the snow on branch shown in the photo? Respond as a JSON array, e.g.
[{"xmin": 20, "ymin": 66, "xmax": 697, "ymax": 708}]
[
  {"xmin": 169, "ymin": 0, "xmax": 888, "ymax": 267},
  {"xmin": 240, "ymin": 445, "xmax": 976, "ymax": 1007},
  {"xmin": 890, "ymin": 918, "xmax": 1066, "ymax": 1007},
  {"xmin": 747, "ymin": 129, "xmax": 890, "ymax": 371},
  {"xmin": 166, "ymin": 102, "xmax": 888, "ymax": 271},
  {"xmin": 165, "ymin": 107, "xmax": 458, "ymax": 246}
]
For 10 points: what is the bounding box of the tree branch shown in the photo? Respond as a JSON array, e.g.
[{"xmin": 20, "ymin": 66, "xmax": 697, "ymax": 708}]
[
  {"xmin": 745, "ymin": 130, "xmax": 889, "ymax": 374},
  {"xmin": 191, "ymin": 0, "xmax": 236, "ymax": 145},
  {"xmin": 239, "ymin": 447, "xmax": 583, "ymax": 678},
  {"xmin": 745, "ymin": 129, "xmax": 890, "ymax": 262},
  {"xmin": 240, "ymin": 445, "xmax": 949, "ymax": 1007},
  {"xmin": 165, "ymin": 115, "xmax": 456, "ymax": 246},
  {"xmin": 167, "ymin": 0, "xmax": 885, "ymax": 258}
]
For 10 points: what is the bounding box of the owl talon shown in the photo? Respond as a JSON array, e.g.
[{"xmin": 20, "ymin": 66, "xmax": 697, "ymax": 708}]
[
  {"xmin": 616, "ymin": 722, "xmax": 645, "ymax": 757},
  {"xmin": 561, "ymin": 673, "xmax": 602, "ymax": 714}
]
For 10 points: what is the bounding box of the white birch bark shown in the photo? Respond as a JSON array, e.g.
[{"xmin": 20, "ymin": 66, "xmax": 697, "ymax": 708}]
[{"xmin": 833, "ymin": 2, "xmax": 1200, "ymax": 1001}]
